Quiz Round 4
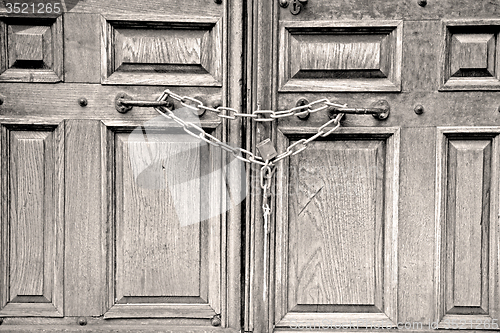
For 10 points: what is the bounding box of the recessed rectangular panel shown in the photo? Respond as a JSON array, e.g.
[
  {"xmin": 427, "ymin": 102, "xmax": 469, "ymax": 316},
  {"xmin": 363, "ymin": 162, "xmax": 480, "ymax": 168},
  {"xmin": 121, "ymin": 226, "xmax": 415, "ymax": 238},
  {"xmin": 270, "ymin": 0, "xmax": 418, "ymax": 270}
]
[
  {"xmin": 115, "ymin": 133, "xmax": 201, "ymax": 298},
  {"xmin": 9, "ymin": 132, "xmax": 49, "ymax": 301},
  {"xmin": 447, "ymin": 140, "xmax": 490, "ymax": 309},
  {"xmin": 288, "ymin": 140, "xmax": 383, "ymax": 306},
  {"xmin": 290, "ymin": 35, "xmax": 384, "ymax": 77},
  {"xmin": 114, "ymin": 29, "xmax": 204, "ymax": 68},
  {"xmin": 279, "ymin": 21, "xmax": 402, "ymax": 92},
  {"xmin": 435, "ymin": 128, "xmax": 500, "ymax": 328},
  {"xmin": 274, "ymin": 128, "xmax": 399, "ymax": 327},
  {"xmin": 102, "ymin": 17, "xmax": 222, "ymax": 86},
  {"xmin": 104, "ymin": 126, "xmax": 222, "ymax": 320},
  {"xmin": 0, "ymin": 125, "xmax": 64, "ymax": 317}
]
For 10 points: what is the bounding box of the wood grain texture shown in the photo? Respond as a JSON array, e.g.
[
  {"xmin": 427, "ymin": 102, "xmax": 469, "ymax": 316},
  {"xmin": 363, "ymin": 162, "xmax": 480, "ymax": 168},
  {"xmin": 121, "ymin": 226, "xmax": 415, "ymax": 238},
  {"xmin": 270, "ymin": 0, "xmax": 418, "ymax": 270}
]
[
  {"xmin": 274, "ymin": 127, "xmax": 399, "ymax": 326},
  {"xmin": 0, "ymin": 325, "xmax": 239, "ymax": 333},
  {"xmin": 402, "ymin": 20, "xmax": 441, "ymax": 92},
  {"xmin": 279, "ymin": 21, "xmax": 402, "ymax": 92},
  {"xmin": 9, "ymin": 131, "xmax": 48, "ymax": 300},
  {"xmin": 435, "ymin": 127, "xmax": 500, "ymax": 326},
  {"xmin": 64, "ymin": 120, "xmax": 107, "ymax": 316},
  {"xmin": 450, "ymin": 34, "xmax": 495, "ymax": 76},
  {"xmin": 289, "ymin": 140, "xmax": 383, "ymax": 306},
  {"xmin": 225, "ymin": 0, "xmax": 244, "ymax": 328},
  {"xmin": 3, "ymin": 82, "xmax": 500, "ymax": 126},
  {"xmin": 104, "ymin": 304, "xmax": 216, "ymax": 319},
  {"xmin": 115, "ymin": 29, "xmax": 203, "ymax": 66},
  {"xmin": 9, "ymin": 25, "xmax": 47, "ymax": 62},
  {"xmin": 290, "ymin": 35, "xmax": 382, "ymax": 73},
  {"xmin": 101, "ymin": 17, "xmax": 222, "ymax": 86},
  {"xmin": 0, "ymin": 83, "xmax": 223, "ymax": 123},
  {"xmin": 0, "ymin": 123, "xmax": 64, "ymax": 317},
  {"xmin": 398, "ymin": 127, "xmax": 436, "ymax": 323},
  {"xmin": 64, "ymin": 13, "xmax": 101, "ymax": 83},
  {"xmin": 115, "ymin": 133, "xmax": 201, "ymax": 298},
  {"xmin": 279, "ymin": 312, "xmax": 397, "ymax": 328},
  {"xmin": 278, "ymin": 0, "xmax": 500, "ymax": 20},
  {"xmin": 57, "ymin": 0, "xmax": 223, "ymax": 16}
]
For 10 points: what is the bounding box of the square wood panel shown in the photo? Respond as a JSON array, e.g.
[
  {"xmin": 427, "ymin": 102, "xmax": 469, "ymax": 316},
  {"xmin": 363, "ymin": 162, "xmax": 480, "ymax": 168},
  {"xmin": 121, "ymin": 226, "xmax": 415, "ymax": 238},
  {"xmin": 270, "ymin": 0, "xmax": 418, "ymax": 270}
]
[
  {"xmin": 101, "ymin": 15, "xmax": 222, "ymax": 86},
  {"xmin": 279, "ymin": 21, "xmax": 402, "ymax": 92},
  {"xmin": 440, "ymin": 20, "xmax": 500, "ymax": 91},
  {"xmin": 0, "ymin": 17, "xmax": 63, "ymax": 82}
]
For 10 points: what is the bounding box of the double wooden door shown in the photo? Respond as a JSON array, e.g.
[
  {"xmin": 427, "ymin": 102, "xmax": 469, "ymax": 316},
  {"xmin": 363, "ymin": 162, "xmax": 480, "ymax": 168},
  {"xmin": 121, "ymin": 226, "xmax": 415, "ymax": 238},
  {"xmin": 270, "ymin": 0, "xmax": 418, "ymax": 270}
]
[{"xmin": 1, "ymin": 0, "xmax": 500, "ymax": 332}]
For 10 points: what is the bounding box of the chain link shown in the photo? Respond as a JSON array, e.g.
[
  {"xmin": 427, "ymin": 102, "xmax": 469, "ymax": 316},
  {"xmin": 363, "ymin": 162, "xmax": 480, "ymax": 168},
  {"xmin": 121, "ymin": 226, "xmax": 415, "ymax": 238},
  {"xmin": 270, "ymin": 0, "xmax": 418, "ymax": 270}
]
[{"xmin": 155, "ymin": 89, "xmax": 345, "ymax": 167}]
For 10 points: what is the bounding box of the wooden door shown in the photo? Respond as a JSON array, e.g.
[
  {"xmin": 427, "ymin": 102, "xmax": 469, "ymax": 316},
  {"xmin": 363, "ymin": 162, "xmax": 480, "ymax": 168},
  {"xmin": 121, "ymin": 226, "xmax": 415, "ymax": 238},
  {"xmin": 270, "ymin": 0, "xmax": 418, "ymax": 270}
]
[
  {"xmin": 0, "ymin": 0, "xmax": 243, "ymax": 331},
  {"xmin": 248, "ymin": 0, "xmax": 500, "ymax": 332}
]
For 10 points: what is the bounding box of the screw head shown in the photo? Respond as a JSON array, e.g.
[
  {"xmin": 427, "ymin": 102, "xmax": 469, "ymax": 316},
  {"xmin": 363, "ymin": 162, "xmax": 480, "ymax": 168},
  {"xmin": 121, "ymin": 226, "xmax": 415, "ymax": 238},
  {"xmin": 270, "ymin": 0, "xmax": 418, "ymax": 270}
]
[
  {"xmin": 78, "ymin": 97, "xmax": 88, "ymax": 107},
  {"xmin": 417, "ymin": 0, "xmax": 427, "ymax": 6},
  {"xmin": 414, "ymin": 105, "xmax": 424, "ymax": 115},
  {"xmin": 279, "ymin": 0, "xmax": 289, "ymax": 7},
  {"xmin": 78, "ymin": 317, "xmax": 87, "ymax": 326}
]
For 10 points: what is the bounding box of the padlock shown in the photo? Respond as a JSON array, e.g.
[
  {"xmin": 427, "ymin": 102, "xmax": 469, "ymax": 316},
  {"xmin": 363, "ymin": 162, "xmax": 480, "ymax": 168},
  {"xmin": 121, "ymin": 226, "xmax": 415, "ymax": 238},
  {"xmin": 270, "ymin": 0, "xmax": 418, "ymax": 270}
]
[{"xmin": 256, "ymin": 138, "xmax": 278, "ymax": 161}]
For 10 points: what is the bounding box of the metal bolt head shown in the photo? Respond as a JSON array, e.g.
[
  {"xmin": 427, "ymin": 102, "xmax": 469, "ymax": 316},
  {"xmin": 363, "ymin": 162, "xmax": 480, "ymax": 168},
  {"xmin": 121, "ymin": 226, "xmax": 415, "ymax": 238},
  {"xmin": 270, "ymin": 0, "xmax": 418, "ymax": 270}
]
[
  {"xmin": 279, "ymin": 0, "xmax": 289, "ymax": 7},
  {"xmin": 211, "ymin": 315, "xmax": 221, "ymax": 327},
  {"xmin": 417, "ymin": 0, "xmax": 427, "ymax": 6},
  {"xmin": 414, "ymin": 105, "xmax": 424, "ymax": 115},
  {"xmin": 78, "ymin": 317, "xmax": 87, "ymax": 326},
  {"xmin": 78, "ymin": 97, "xmax": 88, "ymax": 107}
]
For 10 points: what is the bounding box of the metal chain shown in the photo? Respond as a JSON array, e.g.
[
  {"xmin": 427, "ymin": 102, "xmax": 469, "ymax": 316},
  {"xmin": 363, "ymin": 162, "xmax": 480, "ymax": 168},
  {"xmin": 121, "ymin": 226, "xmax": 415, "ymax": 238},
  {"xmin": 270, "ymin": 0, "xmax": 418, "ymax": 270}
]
[
  {"xmin": 154, "ymin": 89, "xmax": 345, "ymax": 167},
  {"xmin": 260, "ymin": 162, "xmax": 274, "ymax": 298},
  {"xmin": 162, "ymin": 89, "xmax": 348, "ymax": 122}
]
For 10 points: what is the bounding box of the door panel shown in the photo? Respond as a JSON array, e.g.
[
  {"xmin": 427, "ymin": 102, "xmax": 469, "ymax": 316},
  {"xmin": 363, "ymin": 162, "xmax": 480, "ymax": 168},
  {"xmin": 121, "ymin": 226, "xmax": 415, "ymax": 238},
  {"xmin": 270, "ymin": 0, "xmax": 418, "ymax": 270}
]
[
  {"xmin": 435, "ymin": 128, "xmax": 500, "ymax": 327},
  {"xmin": 101, "ymin": 16, "xmax": 223, "ymax": 86},
  {"xmin": 278, "ymin": 21, "xmax": 402, "ymax": 92},
  {"xmin": 0, "ymin": 123, "xmax": 64, "ymax": 317},
  {"xmin": 274, "ymin": 128, "xmax": 399, "ymax": 327},
  {"xmin": 105, "ymin": 124, "xmax": 223, "ymax": 319}
]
